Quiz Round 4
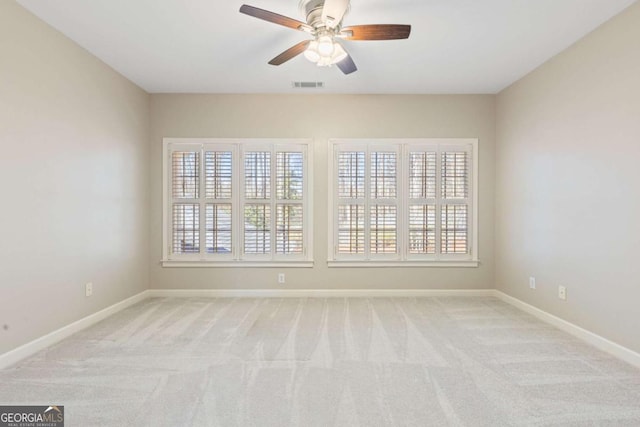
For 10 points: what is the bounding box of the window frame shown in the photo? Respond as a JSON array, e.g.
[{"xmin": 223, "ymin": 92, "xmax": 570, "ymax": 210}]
[
  {"xmin": 162, "ymin": 138, "xmax": 313, "ymax": 268},
  {"xmin": 328, "ymin": 138, "xmax": 479, "ymax": 268}
]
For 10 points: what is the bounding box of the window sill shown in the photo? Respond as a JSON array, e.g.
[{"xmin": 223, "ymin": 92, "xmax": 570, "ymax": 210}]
[
  {"xmin": 327, "ymin": 260, "xmax": 479, "ymax": 268},
  {"xmin": 161, "ymin": 260, "xmax": 315, "ymax": 268}
]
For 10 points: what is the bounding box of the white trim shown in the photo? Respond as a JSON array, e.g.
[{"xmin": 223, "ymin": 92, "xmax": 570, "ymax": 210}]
[
  {"xmin": 327, "ymin": 260, "xmax": 479, "ymax": 268},
  {"xmin": 148, "ymin": 288, "xmax": 495, "ymax": 298},
  {"xmin": 161, "ymin": 260, "xmax": 314, "ymax": 268},
  {"xmin": 0, "ymin": 291, "xmax": 149, "ymax": 370},
  {"xmin": 494, "ymin": 290, "xmax": 640, "ymax": 369}
]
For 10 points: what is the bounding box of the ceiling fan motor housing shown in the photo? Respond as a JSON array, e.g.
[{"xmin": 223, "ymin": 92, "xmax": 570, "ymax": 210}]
[{"xmin": 299, "ymin": 0, "xmax": 348, "ymax": 29}]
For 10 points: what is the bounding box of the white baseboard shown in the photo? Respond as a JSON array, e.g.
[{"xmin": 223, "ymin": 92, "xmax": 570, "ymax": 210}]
[
  {"xmin": 0, "ymin": 290, "xmax": 149, "ymax": 370},
  {"xmin": 494, "ymin": 290, "xmax": 640, "ymax": 369},
  {"xmin": 147, "ymin": 288, "xmax": 496, "ymax": 298}
]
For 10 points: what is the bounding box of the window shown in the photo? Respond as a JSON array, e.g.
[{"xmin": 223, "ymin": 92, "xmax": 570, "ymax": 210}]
[
  {"xmin": 329, "ymin": 139, "xmax": 478, "ymax": 267},
  {"xmin": 163, "ymin": 139, "xmax": 312, "ymax": 267}
]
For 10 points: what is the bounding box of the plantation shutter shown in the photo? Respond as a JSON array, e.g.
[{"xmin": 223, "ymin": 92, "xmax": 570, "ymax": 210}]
[
  {"xmin": 335, "ymin": 145, "xmax": 399, "ymax": 259},
  {"xmin": 241, "ymin": 144, "xmax": 307, "ymax": 259},
  {"xmin": 164, "ymin": 139, "xmax": 311, "ymax": 265},
  {"xmin": 369, "ymin": 150, "xmax": 398, "ymax": 255},
  {"xmin": 337, "ymin": 151, "xmax": 365, "ymax": 254},
  {"xmin": 171, "ymin": 149, "xmax": 200, "ymax": 255},
  {"xmin": 440, "ymin": 149, "xmax": 470, "ymax": 255},
  {"xmin": 330, "ymin": 139, "xmax": 475, "ymax": 264},
  {"xmin": 408, "ymin": 150, "xmax": 437, "ymax": 255},
  {"xmin": 205, "ymin": 150, "xmax": 233, "ymax": 254},
  {"xmin": 276, "ymin": 152, "xmax": 304, "ymax": 255},
  {"xmin": 243, "ymin": 151, "xmax": 271, "ymax": 255}
]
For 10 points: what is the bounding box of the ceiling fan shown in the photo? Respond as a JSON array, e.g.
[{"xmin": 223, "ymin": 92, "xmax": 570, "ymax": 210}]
[{"xmin": 239, "ymin": 0, "xmax": 411, "ymax": 75}]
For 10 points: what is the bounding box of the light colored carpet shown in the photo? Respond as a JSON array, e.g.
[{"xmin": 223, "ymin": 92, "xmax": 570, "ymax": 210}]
[{"xmin": 1, "ymin": 297, "xmax": 640, "ymax": 426}]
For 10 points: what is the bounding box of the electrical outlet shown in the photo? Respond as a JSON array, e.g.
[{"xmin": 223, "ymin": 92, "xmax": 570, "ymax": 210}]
[
  {"xmin": 85, "ymin": 282, "xmax": 93, "ymax": 297},
  {"xmin": 278, "ymin": 273, "xmax": 285, "ymax": 284},
  {"xmin": 558, "ymin": 286, "xmax": 567, "ymax": 300},
  {"xmin": 529, "ymin": 277, "xmax": 536, "ymax": 289}
]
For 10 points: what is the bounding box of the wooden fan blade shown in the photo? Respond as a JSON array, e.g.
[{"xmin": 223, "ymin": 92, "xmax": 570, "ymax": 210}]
[
  {"xmin": 336, "ymin": 53, "xmax": 357, "ymax": 75},
  {"xmin": 240, "ymin": 5, "xmax": 312, "ymax": 32},
  {"xmin": 340, "ymin": 24, "xmax": 411, "ymax": 41},
  {"xmin": 269, "ymin": 40, "xmax": 311, "ymax": 66},
  {"xmin": 321, "ymin": 0, "xmax": 349, "ymax": 28}
]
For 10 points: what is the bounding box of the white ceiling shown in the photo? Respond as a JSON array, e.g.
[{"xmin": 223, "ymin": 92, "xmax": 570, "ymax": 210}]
[{"xmin": 17, "ymin": 0, "xmax": 637, "ymax": 94}]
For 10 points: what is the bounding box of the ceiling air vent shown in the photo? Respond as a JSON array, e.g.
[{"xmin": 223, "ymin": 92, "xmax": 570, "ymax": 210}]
[{"xmin": 292, "ymin": 81, "xmax": 324, "ymax": 89}]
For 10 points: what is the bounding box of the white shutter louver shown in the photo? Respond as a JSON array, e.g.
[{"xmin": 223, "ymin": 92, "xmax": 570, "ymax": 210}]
[
  {"xmin": 338, "ymin": 152, "xmax": 365, "ymax": 198},
  {"xmin": 205, "ymin": 151, "xmax": 232, "ymax": 199},
  {"xmin": 442, "ymin": 152, "xmax": 468, "ymax": 199},
  {"xmin": 206, "ymin": 204, "xmax": 232, "ymax": 253},
  {"xmin": 245, "ymin": 151, "xmax": 271, "ymax": 199},
  {"xmin": 409, "ymin": 152, "xmax": 436, "ymax": 199},
  {"xmin": 370, "ymin": 205, "xmax": 397, "ymax": 253},
  {"xmin": 409, "ymin": 205, "xmax": 436, "ymax": 254},
  {"xmin": 371, "ymin": 152, "xmax": 397, "ymax": 199},
  {"xmin": 276, "ymin": 152, "xmax": 303, "ymax": 200},
  {"xmin": 172, "ymin": 204, "xmax": 199, "ymax": 254},
  {"xmin": 244, "ymin": 204, "xmax": 271, "ymax": 254},
  {"xmin": 172, "ymin": 151, "xmax": 199, "ymax": 199},
  {"xmin": 338, "ymin": 205, "xmax": 364, "ymax": 253},
  {"xmin": 276, "ymin": 205, "xmax": 303, "ymax": 254},
  {"xmin": 441, "ymin": 205, "xmax": 468, "ymax": 254}
]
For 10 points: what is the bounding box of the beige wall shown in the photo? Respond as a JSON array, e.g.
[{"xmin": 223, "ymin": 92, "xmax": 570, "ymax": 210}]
[
  {"xmin": 150, "ymin": 94, "xmax": 495, "ymax": 290},
  {"xmin": 0, "ymin": 2, "xmax": 149, "ymax": 353},
  {"xmin": 496, "ymin": 3, "xmax": 640, "ymax": 352}
]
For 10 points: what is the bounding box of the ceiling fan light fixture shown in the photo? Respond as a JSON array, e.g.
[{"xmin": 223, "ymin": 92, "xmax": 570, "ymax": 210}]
[
  {"xmin": 304, "ymin": 41, "xmax": 321, "ymax": 62},
  {"xmin": 317, "ymin": 35, "xmax": 335, "ymax": 56},
  {"xmin": 317, "ymin": 56, "xmax": 333, "ymax": 67}
]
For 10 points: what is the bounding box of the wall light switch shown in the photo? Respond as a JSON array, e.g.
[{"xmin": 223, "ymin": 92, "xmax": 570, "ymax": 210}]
[
  {"xmin": 278, "ymin": 273, "xmax": 285, "ymax": 284},
  {"xmin": 85, "ymin": 282, "xmax": 93, "ymax": 297},
  {"xmin": 529, "ymin": 277, "xmax": 536, "ymax": 289}
]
